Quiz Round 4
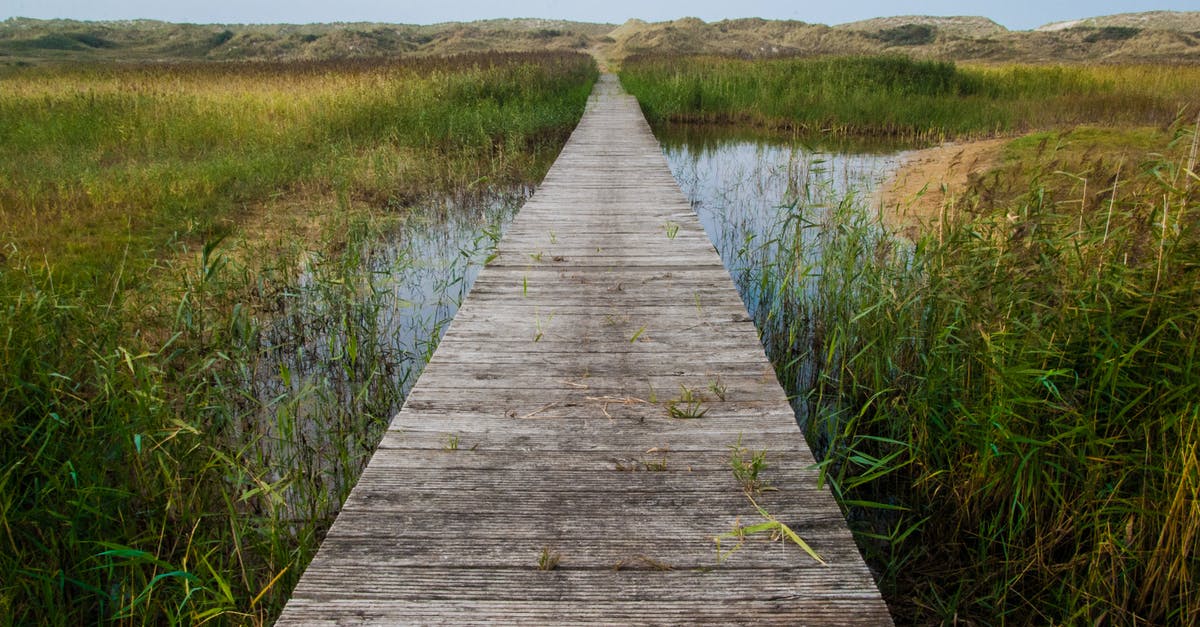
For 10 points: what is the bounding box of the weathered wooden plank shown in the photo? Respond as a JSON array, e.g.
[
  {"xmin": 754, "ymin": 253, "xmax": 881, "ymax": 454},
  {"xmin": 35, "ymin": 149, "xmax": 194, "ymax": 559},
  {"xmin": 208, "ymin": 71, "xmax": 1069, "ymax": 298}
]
[
  {"xmin": 420, "ymin": 352, "xmax": 778, "ymax": 373},
  {"xmin": 280, "ymin": 600, "xmax": 882, "ymax": 626},
  {"xmin": 412, "ymin": 365, "xmax": 772, "ymax": 384},
  {"xmin": 277, "ymin": 75, "xmax": 891, "ymax": 625},
  {"xmin": 380, "ymin": 433, "xmax": 802, "ymax": 455},
  {"xmin": 285, "ymin": 568, "xmax": 883, "ymax": 605},
  {"xmin": 380, "ymin": 420, "xmax": 802, "ymax": 447}
]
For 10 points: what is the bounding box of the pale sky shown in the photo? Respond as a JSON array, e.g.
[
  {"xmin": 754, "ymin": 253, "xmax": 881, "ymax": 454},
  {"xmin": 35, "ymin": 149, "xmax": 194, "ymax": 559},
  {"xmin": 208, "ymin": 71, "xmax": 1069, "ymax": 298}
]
[{"xmin": 1, "ymin": 0, "xmax": 1194, "ymax": 31}]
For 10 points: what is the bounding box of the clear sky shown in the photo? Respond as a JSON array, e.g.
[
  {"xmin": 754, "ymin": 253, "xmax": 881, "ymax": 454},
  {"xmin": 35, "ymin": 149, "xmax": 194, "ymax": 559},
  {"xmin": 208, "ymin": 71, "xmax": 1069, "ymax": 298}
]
[{"xmin": 2, "ymin": 1, "xmax": 1195, "ymax": 32}]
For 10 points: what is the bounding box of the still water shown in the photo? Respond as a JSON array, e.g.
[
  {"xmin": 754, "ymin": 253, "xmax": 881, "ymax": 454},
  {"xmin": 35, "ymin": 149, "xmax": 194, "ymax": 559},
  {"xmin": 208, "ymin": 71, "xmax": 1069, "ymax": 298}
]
[
  {"xmin": 243, "ymin": 189, "xmax": 526, "ymax": 513},
  {"xmin": 660, "ymin": 126, "xmax": 904, "ymax": 316},
  {"xmin": 255, "ymin": 190, "xmax": 526, "ymax": 405},
  {"xmin": 244, "ymin": 128, "xmax": 907, "ymax": 511},
  {"xmin": 658, "ymin": 126, "xmax": 907, "ymax": 415}
]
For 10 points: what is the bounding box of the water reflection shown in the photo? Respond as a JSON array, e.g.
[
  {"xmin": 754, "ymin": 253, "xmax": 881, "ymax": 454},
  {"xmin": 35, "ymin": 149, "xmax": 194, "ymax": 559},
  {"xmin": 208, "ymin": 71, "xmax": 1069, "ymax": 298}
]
[
  {"xmin": 257, "ymin": 191, "xmax": 524, "ymax": 403},
  {"xmin": 661, "ymin": 127, "xmax": 902, "ymax": 321},
  {"xmin": 242, "ymin": 189, "xmax": 526, "ymax": 515},
  {"xmin": 659, "ymin": 126, "xmax": 905, "ymax": 418}
]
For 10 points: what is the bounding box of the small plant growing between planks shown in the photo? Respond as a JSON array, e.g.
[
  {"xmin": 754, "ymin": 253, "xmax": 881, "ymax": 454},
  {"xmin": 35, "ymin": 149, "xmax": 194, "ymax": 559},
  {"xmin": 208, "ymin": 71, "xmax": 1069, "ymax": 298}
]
[
  {"xmin": 666, "ymin": 385, "xmax": 707, "ymax": 419},
  {"xmin": 715, "ymin": 437, "xmax": 821, "ymax": 565},
  {"xmin": 664, "ymin": 220, "xmax": 680, "ymax": 239},
  {"xmin": 707, "ymin": 376, "xmax": 727, "ymax": 401},
  {"xmin": 729, "ymin": 436, "xmax": 772, "ymax": 494},
  {"xmin": 537, "ymin": 546, "xmax": 561, "ymax": 571},
  {"xmin": 641, "ymin": 456, "xmax": 669, "ymax": 471},
  {"xmin": 441, "ymin": 435, "xmax": 477, "ymax": 452},
  {"xmin": 532, "ymin": 310, "xmax": 554, "ymax": 342},
  {"xmin": 612, "ymin": 555, "xmax": 672, "ymax": 571}
]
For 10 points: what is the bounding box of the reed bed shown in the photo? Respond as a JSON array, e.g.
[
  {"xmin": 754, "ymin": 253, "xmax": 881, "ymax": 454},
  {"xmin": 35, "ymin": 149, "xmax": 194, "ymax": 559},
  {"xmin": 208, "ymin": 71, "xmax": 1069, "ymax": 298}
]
[
  {"xmin": 0, "ymin": 52, "xmax": 596, "ymax": 624},
  {"xmin": 744, "ymin": 123, "xmax": 1199, "ymax": 623},
  {"xmin": 620, "ymin": 55, "xmax": 1199, "ymax": 142},
  {"xmin": 628, "ymin": 55, "xmax": 1198, "ymax": 621}
]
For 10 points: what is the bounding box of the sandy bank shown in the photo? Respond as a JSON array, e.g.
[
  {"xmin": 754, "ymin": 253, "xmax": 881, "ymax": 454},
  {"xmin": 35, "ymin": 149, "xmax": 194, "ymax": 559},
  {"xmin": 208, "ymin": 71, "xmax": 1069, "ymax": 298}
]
[{"xmin": 874, "ymin": 138, "xmax": 1009, "ymax": 238}]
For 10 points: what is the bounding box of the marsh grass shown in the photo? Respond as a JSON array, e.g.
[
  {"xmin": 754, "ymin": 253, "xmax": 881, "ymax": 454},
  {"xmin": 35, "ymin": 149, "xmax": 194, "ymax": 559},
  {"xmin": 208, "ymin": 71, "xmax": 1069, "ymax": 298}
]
[
  {"xmin": 0, "ymin": 52, "xmax": 596, "ymax": 624},
  {"xmin": 638, "ymin": 53, "xmax": 1199, "ymax": 619},
  {"xmin": 0, "ymin": 53, "xmax": 595, "ymax": 282},
  {"xmin": 621, "ymin": 56, "xmax": 1200, "ymax": 142},
  {"xmin": 748, "ymin": 121, "xmax": 1199, "ymax": 623}
]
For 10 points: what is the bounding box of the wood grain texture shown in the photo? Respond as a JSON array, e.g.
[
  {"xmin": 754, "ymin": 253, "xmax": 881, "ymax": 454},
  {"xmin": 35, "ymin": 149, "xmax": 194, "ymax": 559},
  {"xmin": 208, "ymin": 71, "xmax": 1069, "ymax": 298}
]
[{"xmin": 277, "ymin": 75, "xmax": 893, "ymax": 625}]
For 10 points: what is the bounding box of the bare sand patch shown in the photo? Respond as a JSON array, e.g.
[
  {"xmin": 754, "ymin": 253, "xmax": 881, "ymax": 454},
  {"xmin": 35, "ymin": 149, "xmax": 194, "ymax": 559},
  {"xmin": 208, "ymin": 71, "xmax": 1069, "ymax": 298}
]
[{"xmin": 874, "ymin": 138, "xmax": 1009, "ymax": 238}]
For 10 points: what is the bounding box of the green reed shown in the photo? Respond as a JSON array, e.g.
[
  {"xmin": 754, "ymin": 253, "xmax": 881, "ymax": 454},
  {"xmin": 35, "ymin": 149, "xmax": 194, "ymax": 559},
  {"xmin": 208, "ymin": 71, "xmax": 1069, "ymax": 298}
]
[
  {"xmin": 0, "ymin": 53, "xmax": 596, "ymax": 624},
  {"xmin": 751, "ymin": 123, "xmax": 1198, "ymax": 623},
  {"xmin": 620, "ymin": 55, "xmax": 1199, "ymax": 142}
]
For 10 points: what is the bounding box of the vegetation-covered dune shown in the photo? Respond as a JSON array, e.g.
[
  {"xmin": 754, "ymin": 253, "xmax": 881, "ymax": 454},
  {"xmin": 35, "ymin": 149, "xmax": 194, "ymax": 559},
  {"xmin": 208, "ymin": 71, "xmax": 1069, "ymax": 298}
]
[
  {"xmin": 1038, "ymin": 9, "xmax": 1200, "ymax": 32},
  {"xmin": 0, "ymin": 17, "xmax": 610, "ymax": 63},
  {"xmin": 3, "ymin": 11, "xmax": 1200, "ymax": 66},
  {"xmin": 604, "ymin": 12, "xmax": 1200, "ymax": 64}
]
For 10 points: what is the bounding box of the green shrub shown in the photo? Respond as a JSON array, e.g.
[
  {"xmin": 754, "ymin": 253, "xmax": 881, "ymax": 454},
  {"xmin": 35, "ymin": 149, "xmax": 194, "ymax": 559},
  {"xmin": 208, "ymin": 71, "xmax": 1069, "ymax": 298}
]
[{"xmin": 872, "ymin": 24, "xmax": 937, "ymax": 46}]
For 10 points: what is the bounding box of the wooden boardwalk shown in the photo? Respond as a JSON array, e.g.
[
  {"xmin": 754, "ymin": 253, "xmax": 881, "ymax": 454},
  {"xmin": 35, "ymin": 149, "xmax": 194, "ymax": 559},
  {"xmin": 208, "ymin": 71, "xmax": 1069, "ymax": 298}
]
[{"xmin": 277, "ymin": 75, "xmax": 892, "ymax": 625}]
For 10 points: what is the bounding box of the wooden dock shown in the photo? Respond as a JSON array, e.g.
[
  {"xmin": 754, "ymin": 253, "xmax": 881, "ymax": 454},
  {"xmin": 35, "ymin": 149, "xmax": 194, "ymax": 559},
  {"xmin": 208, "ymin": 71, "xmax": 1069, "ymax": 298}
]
[{"xmin": 277, "ymin": 75, "xmax": 892, "ymax": 625}]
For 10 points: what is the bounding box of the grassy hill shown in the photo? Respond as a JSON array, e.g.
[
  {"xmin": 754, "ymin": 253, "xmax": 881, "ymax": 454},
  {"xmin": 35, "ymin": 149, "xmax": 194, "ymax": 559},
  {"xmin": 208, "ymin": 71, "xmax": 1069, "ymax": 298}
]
[
  {"xmin": 835, "ymin": 15, "xmax": 1008, "ymax": 38},
  {"xmin": 603, "ymin": 13, "xmax": 1200, "ymax": 64},
  {"xmin": 1038, "ymin": 10, "xmax": 1200, "ymax": 32},
  {"xmin": 0, "ymin": 17, "xmax": 610, "ymax": 64},
  {"xmin": 3, "ymin": 12, "xmax": 1200, "ymax": 66}
]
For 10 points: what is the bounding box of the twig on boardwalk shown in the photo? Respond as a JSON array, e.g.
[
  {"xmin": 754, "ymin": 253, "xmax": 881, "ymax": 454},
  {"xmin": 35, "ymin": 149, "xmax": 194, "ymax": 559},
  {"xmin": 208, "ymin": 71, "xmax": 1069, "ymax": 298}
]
[
  {"xmin": 521, "ymin": 402, "xmax": 560, "ymax": 418},
  {"xmin": 584, "ymin": 395, "xmax": 650, "ymax": 420}
]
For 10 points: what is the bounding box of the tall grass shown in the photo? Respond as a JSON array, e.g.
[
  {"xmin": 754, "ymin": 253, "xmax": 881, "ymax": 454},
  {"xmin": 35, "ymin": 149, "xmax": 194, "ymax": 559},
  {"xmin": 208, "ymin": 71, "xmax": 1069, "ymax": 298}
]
[
  {"xmin": 749, "ymin": 123, "xmax": 1199, "ymax": 622},
  {"xmin": 631, "ymin": 56, "xmax": 1199, "ymax": 619},
  {"xmin": 620, "ymin": 55, "xmax": 1200, "ymax": 142},
  {"xmin": 0, "ymin": 53, "xmax": 596, "ymax": 624},
  {"xmin": 0, "ymin": 53, "xmax": 594, "ymax": 282}
]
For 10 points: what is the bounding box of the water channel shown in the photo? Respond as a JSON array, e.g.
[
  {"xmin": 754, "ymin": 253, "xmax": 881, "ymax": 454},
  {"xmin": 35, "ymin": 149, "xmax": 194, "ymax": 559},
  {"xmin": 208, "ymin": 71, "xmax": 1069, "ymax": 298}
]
[
  {"xmin": 246, "ymin": 127, "xmax": 909, "ymax": 513},
  {"xmin": 242, "ymin": 188, "xmax": 527, "ymax": 514},
  {"xmin": 658, "ymin": 125, "xmax": 908, "ymax": 416}
]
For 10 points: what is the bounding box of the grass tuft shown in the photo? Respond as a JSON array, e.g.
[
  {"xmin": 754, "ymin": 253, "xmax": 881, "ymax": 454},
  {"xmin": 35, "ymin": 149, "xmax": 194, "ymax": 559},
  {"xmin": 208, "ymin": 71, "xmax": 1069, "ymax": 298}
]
[
  {"xmin": 665, "ymin": 385, "xmax": 708, "ymax": 419},
  {"xmin": 729, "ymin": 436, "xmax": 771, "ymax": 495},
  {"xmin": 536, "ymin": 547, "xmax": 561, "ymax": 571}
]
